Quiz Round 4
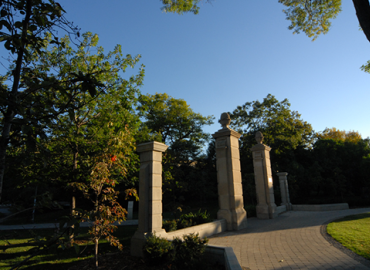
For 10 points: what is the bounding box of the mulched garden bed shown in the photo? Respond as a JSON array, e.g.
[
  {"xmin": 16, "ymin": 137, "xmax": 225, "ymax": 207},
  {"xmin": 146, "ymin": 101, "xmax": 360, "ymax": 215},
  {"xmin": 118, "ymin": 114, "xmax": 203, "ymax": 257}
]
[{"xmin": 68, "ymin": 246, "xmax": 225, "ymax": 270}]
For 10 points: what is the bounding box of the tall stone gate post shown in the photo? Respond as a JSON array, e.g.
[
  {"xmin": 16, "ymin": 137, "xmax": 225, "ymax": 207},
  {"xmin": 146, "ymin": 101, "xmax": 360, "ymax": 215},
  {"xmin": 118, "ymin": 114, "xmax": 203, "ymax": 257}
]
[
  {"xmin": 277, "ymin": 172, "xmax": 292, "ymax": 211},
  {"xmin": 131, "ymin": 141, "xmax": 168, "ymax": 257},
  {"xmin": 212, "ymin": 113, "xmax": 247, "ymax": 231},
  {"xmin": 251, "ymin": 132, "xmax": 277, "ymax": 219}
]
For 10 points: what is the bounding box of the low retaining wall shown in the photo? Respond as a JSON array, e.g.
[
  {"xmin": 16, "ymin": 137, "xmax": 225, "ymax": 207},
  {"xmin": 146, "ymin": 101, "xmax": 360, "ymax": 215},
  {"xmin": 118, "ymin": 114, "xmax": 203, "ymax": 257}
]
[
  {"xmin": 163, "ymin": 219, "xmax": 227, "ymax": 240},
  {"xmin": 276, "ymin": 205, "xmax": 287, "ymax": 214},
  {"xmin": 205, "ymin": 245, "xmax": 242, "ymax": 270},
  {"xmin": 292, "ymin": 203, "xmax": 349, "ymax": 211},
  {"xmin": 162, "ymin": 219, "xmax": 243, "ymax": 269}
]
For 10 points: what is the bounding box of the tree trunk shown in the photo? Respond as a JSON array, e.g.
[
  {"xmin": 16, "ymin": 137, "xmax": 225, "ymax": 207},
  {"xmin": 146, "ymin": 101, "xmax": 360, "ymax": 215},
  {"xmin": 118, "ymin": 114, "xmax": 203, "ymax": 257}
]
[
  {"xmin": 95, "ymin": 238, "xmax": 99, "ymax": 269},
  {"xmin": 353, "ymin": 0, "xmax": 370, "ymax": 43},
  {"xmin": 0, "ymin": 0, "xmax": 32, "ymax": 203},
  {"xmin": 70, "ymin": 149, "xmax": 78, "ymax": 240}
]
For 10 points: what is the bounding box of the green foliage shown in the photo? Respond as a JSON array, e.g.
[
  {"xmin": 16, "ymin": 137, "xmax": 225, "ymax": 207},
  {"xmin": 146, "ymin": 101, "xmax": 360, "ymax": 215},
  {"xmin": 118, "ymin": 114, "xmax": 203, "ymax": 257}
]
[
  {"xmin": 0, "ymin": 0, "xmax": 81, "ymax": 202},
  {"xmin": 139, "ymin": 92, "xmax": 213, "ymax": 147},
  {"xmin": 230, "ymin": 94, "xmax": 314, "ymax": 173},
  {"xmin": 278, "ymin": 0, "xmax": 342, "ymax": 41},
  {"xmin": 143, "ymin": 233, "xmax": 174, "ymax": 265},
  {"xmin": 139, "ymin": 92, "xmax": 214, "ymax": 209},
  {"xmin": 172, "ymin": 234, "xmax": 208, "ymax": 269},
  {"xmin": 318, "ymin": 127, "xmax": 363, "ymax": 143},
  {"xmin": 327, "ymin": 213, "xmax": 370, "ymax": 260},
  {"xmin": 143, "ymin": 233, "xmax": 208, "ymax": 269},
  {"xmin": 3, "ymin": 32, "xmax": 144, "ymax": 204},
  {"xmin": 70, "ymin": 155, "xmax": 138, "ymax": 268},
  {"xmin": 177, "ymin": 209, "xmax": 212, "ymax": 229},
  {"xmin": 163, "ymin": 209, "xmax": 212, "ymax": 231},
  {"xmin": 161, "ymin": 0, "xmax": 202, "ymax": 14},
  {"xmin": 163, "ymin": 219, "xmax": 178, "ymax": 232}
]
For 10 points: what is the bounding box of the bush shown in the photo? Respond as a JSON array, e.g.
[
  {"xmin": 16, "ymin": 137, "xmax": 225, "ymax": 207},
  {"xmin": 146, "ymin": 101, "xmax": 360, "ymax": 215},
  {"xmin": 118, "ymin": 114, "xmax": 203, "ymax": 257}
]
[
  {"xmin": 163, "ymin": 209, "xmax": 212, "ymax": 231},
  {"xmin": 172, "ymin": 233, "xmax": 209, "ymax": 269},
  {"xmin": 163, "ymin": 219, "xmax": 177, "ymax": 232},
  {"xmin": 143, "ymin": 233, "xmax": 208, "ymax": 269},
  {"xmin": 177, "ymin": 209, "xmax": 212, "ymax": 229},
  {"xmin": 143, "ymin": 233, "xmax": 174, "ymax": 265}
]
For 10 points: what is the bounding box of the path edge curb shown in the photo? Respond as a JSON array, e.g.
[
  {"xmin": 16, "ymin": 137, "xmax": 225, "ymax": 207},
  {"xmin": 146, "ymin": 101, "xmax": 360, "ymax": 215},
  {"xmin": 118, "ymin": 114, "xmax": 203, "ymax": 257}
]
[{"xmin": 320, "ymin": 215, "xmax": 370, "ymax": 268}]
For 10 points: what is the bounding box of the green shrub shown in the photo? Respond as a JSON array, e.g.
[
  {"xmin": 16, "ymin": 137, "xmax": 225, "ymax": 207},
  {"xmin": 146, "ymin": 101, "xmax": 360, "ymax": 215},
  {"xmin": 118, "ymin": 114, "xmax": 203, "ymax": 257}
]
[
  {"xmin": 172, "ymin": 233, "xmax": 209, "ymax": 269},
  {"xmin": 177, "ymin": 209, "xmax": 212, "ymax": 229},
  {"xmin": 143, "ymin": 233, "xmax": 208, "ymax": 269},
  {"xmin": 163, "ymin": 219, "xmax": 177, "ymax": 232},
  {"xmin": 143, "ymin": 233, "xmax": 173, "ymax": 265}
]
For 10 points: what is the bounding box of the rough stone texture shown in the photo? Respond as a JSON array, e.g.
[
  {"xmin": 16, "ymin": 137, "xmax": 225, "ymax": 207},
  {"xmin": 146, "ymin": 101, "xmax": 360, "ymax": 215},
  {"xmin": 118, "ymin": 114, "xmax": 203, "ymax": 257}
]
[
  {"xmin": 213, "ymin": 113, "xmax": 247, "ymax": 231},
  {"xmin": 277, "ymin": 172, "xmax": 292, "ymax": 211},
  {"xmin": 131, "ymin": 141, "xmax": 168, "ymax": 257},
  {"xmin": 209, "ymin": 208, "xmax": 370, "ymax": 270},
  {"xmin": 250, "ymin": 141, "xmax": 277, "ymax": 219}
]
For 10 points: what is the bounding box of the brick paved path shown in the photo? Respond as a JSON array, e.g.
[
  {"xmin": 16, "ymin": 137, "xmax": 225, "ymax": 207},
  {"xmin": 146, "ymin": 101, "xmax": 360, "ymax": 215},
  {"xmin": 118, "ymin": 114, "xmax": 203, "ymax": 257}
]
[{"xmin": 209, "ymin": 208, "xmax": 370, "ymax": 270}]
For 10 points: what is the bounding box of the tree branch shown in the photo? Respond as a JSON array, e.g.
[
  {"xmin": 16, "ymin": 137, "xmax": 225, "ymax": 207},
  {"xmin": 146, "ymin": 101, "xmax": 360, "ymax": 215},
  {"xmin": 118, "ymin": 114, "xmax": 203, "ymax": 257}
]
[{"xmin": 353, "ymin": 0, "xmax": 370, "ymax": 43}]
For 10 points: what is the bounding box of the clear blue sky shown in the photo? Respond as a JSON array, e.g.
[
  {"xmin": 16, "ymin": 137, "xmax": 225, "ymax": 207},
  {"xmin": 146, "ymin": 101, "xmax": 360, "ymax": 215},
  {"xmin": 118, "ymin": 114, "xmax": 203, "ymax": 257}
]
[{"xmin": 8, "ymin": 1, "xmax": 370, "ymax": 138}]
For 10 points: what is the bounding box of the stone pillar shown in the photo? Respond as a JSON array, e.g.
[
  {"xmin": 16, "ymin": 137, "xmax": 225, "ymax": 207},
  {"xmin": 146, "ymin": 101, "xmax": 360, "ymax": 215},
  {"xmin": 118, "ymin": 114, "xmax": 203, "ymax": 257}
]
[
  {"xmin": 277, "ymin": 172, "xmax": 292, "ymax": 211},
  {"xmin": 131, "ymin": 141, "xmax": 168, "ymax": 257},
  {"xmin": 212, "ymin": 113, "xmax": 247, "ymax": 231},
  {"xmin": 250, "ymin": 132, "xmax": 277, "ymax": 219},
  {"xmin": 127, "ymin": 201, "xmax": 134, "ymax": 220}
]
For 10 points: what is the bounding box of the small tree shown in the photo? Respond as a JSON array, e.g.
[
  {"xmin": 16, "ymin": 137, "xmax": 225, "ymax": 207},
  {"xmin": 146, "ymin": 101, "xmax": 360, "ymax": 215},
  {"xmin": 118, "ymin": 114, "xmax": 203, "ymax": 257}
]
[{"xmin": 70, "ymin": 153, "xmax": 138, "ymax": 269}]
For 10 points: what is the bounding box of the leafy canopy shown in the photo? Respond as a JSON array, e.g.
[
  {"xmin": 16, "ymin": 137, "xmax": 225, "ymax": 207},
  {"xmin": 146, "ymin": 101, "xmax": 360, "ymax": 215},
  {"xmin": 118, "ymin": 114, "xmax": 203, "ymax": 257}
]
[
  {"xmin": 278, "ymin": 0, "xmax": 342, "ymax": 41},
  {"xmin": 317, "ymin": 127, "xmax": 362, "ymax": 143},
  {"xmin": 161, "ymin": 0, "xmax": 202, "ymax": 14},
  {"xmin": 230, "ymin": 94, "xmax": 314, "ymax": 153}
]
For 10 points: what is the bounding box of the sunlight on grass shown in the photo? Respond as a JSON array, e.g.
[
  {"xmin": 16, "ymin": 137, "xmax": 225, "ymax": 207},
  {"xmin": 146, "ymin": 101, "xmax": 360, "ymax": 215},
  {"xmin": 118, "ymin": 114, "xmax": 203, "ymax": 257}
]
[
  {"xmin": 327, "ymin": 212, "xmax": 370, "ymax": 260},
  {"xmin": 0, "ymin": 225, "xmax": 137, "ymax": 270}
]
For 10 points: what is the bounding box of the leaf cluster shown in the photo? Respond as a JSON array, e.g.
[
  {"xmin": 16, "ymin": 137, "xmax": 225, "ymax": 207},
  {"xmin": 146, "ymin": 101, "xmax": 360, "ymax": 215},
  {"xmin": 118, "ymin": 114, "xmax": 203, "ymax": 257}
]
[
  {"xmin": 143, "ymin": 233, "xmax": 208, "ymax": 269},
  {"xmin": 279, "ymin": 0, "xmax": 342, "ymax": 41}
]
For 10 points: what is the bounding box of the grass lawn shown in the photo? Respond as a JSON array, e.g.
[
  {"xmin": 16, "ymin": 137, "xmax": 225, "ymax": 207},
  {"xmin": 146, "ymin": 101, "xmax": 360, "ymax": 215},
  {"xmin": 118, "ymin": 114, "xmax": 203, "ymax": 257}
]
[
  {"xmin": 0, "ymin": 225, "xmax": 138, "ymax": 270},
  {"xmin": 327, "ymin": 212, "xmax": 370, "ymax": 260}
]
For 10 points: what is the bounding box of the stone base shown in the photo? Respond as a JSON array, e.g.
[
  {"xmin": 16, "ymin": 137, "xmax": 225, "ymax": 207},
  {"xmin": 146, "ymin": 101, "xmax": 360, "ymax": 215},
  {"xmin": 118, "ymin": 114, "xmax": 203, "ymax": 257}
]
[
  {"xmin": 130, "ymin": 229, "xmax": 167, "ymax": 257},
  {"xmin": 232, "ymin": 208, "xmax": 247, "ymax": 230},
  {"xmin": 256, "ymin": 204, "xmax": 277, "ymax": 219},
  {"xmin": 217, "ymin": 209, "xmax": 232, "ymax": 230},
  {"xmin": 282, "ymin": 203, "xmax": 292, "ymax": 211},
  {"xmin": 217, "ymin": 208, "xmax": 247, "ymax": 230}
]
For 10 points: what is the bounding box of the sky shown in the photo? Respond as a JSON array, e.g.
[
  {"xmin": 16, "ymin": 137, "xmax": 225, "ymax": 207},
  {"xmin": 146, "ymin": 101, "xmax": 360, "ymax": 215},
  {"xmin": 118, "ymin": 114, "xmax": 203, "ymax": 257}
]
[{"xmin": 4, "ymin": 1, "xmax": 370, "ymax": 139}]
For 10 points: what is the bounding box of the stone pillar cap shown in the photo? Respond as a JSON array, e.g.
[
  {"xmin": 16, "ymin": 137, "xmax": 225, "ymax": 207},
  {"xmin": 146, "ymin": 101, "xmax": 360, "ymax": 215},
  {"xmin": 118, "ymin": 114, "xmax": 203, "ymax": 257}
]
[
  {"xmin": 250, "ymin": 143, "xmax": 271, "ymax": 152},
  {"xmin": 136, "ymin": 141, "xmax": 168, "ymax": 153}
]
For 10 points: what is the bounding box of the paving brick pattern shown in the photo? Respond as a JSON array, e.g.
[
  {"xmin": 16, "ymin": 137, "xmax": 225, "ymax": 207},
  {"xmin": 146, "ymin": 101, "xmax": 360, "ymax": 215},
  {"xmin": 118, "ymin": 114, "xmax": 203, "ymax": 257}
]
[{"xmin": 209, "ymin": 209, "xmax": 370, "ymax": 270}]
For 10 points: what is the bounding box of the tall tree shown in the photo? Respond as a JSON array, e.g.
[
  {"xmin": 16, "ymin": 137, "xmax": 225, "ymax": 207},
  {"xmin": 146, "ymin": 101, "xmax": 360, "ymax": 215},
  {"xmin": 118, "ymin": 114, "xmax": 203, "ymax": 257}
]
[
  {"xmin": 230, "ymin": 94, "xmax": 314, "ymax": 204},
  {"xmin": 138, "ymin": 93, "xmax": 214, "ymax": 208},
  {"xmin": 0, "ymin": 0, "xmax": 82, "ymax": 202},
  {"xmin": 3, "ymin": 32, "xmax": 144, "ymax": 204}
]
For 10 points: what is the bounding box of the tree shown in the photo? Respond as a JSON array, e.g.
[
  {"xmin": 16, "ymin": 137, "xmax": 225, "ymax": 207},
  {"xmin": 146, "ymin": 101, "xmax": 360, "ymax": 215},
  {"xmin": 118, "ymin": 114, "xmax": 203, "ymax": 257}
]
[
  {"xmin": 309, "ymin": 137, "xmax": 370, "ymax": 205},
  {"xmin": 278, "ymin": 0, "xmax": 342, "ymax": 41},
  {"xmin": 161, "ymin": 0, "xmax": 202, "ymax": 14},
  {"xmin": 317, "ymin": 127, "xmax": 362, "ymax": 143},
  {"xmin": 168, "ymin": 0, "xmax": 370, "ymax": 46},
  {"xmin": 138, "ymin": 93, "xmax": 213, "ymax": 151},
  {"xmin": 230, "ymin": 94, "xmax": 314, "ymax": 159},
  {"xmin": 2, "ymin": 32, "xmax": 144, "ymax": 208},
  {"xmin": 0, "ymin": 0, "xmax": 84, "ymax": 202},
  {"xmin": 71, "ymin": 155, "xmax": 138, "ymax": 270},
  {"xmin": 230, "ymin": 94, "xmax": 315, "ymax": 204},
  {"xmin": 138, "ymin": 93, "xmax": 214, "ymax": 209}
]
